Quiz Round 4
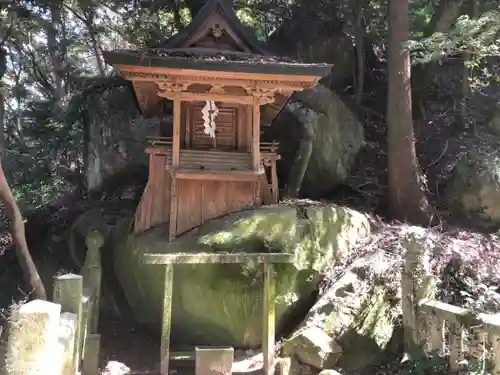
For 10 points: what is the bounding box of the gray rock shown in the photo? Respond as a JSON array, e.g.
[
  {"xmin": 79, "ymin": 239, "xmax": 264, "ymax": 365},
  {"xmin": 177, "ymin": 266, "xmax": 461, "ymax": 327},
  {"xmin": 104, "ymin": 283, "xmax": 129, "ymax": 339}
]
[
  {"xmin": 318, "ymin": 370, "xmax": 343, "ymax": 375},
  {"xmin": 283, "ymin": 326, "xmax": 343, "ymax": 370},
  {"xmin": 287, "ymin": 248, "xmax": 401, "ymax": 372},
  {"xmin": 266, "ymin": 85, "xmax": 364, "ymax": 198},
  {"xmin": 444, "ymin": 135, "xmax": 500, "ymax": 229}
]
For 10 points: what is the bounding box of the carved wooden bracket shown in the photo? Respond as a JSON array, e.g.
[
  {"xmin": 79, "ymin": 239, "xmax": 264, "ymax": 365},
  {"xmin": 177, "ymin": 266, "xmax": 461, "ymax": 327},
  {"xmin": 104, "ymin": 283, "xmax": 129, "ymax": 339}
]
[
  {"xmin": 120, "ymin": 70, "xmax": 169, "ymax": 80},
  {"xmin": 208, "ymin": 84, "xmax": 225, "ymax": 94},
  {"xmin": 157, "ymin": 81, "xmax": 191, "ymax": 100},
  {"xmin": 245, "ymin": 87, "xmax": 277, "ymax": 105}
]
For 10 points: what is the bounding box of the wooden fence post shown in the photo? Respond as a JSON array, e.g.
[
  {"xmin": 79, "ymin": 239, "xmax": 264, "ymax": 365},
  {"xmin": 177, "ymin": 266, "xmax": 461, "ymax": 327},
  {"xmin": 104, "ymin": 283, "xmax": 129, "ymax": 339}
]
[
  {"xmin": 53, "ymin": 273, "xmax": 84, "ymax": 374},
  {"xmin": 401, "ymin": 226, "xmax": 435, "ymax": 355}
]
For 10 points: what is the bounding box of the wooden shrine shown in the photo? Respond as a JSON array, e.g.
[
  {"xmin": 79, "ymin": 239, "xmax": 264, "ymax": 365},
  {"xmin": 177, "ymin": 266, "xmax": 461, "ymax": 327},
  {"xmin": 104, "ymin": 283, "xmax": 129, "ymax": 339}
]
[{"xmin": 103, "ymin": 0, "xmax": 331, "ymax": 241}]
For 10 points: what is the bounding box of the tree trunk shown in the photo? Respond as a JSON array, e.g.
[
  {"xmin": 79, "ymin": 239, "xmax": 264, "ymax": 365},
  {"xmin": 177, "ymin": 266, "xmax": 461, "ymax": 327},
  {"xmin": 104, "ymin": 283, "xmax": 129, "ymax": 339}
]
[
  {"xmin": 387, "ymin": 0, "xmax": 433, "ymax": 225},
  {"xmin": 0, "ymin": 48, "xmax": 46, "ymax": 300},
  {"xmin": 460, "ymin": 0, "xmax": 480, "ymax": 133},
  {"xmin": 47, "ymin": 2, "xmax": 65, "ymax": 102},
  {"xmin": 0, "ymin": 48, "xmax": 5, "ymax": 159},
  {"xmin": 354, "ymin": 0, "xmax": 365, "ymax": 107},
  {"xmin": 0, "ymin": 85, "xmax": 5, "ymax": 158},
  {"xmin": 0, "ymin": 168, "xmax": 47, "ymax": 299},
  {"xmin": 424, "ymin": 0, "xmax": 465, "ymax": 37}
]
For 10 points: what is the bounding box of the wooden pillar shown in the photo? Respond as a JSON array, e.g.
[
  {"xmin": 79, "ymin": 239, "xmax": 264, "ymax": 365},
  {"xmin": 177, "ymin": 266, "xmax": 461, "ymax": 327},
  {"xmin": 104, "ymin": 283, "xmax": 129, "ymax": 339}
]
[
  {"xmin": 252, "ymin": 97, "xmax": 261, "ymax": 207},
  {"xmin": 252, "ymin": 97, "xmax": 261, "ymax": 171},
  {"xmin": 262, "ymin": 262, "xmax": 276, "ymax": 375},
  {"xmin": 160, "ymin": 265, "xmax": 174, "ymax": 375},
  {"xmin": 169, "ymin": 180, "xmax": 178, "ymax": 241},
  {"xmin": 172, "ymin": 97, "xmax": 181, "ymax": 167},
  {"xmin": 169, "ymin": 97, "xmax": 181, "ymax": 241},
  {"xmin": 271, "ymin": 158, "xmax": 278, "ymax": 203}
]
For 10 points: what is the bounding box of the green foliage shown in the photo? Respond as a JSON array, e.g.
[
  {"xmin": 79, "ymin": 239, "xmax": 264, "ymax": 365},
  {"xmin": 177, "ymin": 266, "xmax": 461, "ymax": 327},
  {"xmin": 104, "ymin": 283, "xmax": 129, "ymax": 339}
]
[{"xmin": 408, "ymin": 9, "xmax": 500, "ymax": 64}]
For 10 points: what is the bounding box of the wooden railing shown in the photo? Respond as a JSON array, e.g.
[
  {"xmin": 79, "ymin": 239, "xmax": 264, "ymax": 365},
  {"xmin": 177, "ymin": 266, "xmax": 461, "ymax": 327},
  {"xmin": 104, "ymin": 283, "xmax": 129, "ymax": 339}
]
[
  {"xmin": 147, "ymin": 136, "xmax": 280, "ymax": 157},
  {"xmin": 5, "ymin": 230, "xmax": 103, "ymax": 375},
  {"xmin": 147, "ymin": 136, "xmax": 280, "ymax": 202},
  {"xmin": 418, "ymin": 299, "xmax": 500, "ymax": 373},
  {"xmin": 401, "ymin": 228, "xmax": 500, "ymax": 373}
]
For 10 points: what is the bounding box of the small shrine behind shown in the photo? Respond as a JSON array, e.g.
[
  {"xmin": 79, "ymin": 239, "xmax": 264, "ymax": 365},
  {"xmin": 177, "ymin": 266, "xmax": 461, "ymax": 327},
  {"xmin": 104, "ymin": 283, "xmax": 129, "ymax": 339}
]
[{"xmin": 103, "ymin": 0, "xmax": 331, "ymax": 241}]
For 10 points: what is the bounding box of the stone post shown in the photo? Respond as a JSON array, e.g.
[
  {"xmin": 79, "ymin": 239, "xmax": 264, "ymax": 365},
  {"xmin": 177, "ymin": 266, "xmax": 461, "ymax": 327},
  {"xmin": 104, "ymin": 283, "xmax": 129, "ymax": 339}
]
[
  {"xmin": 56, "ymin": 312, "xmax": 78, "ymax": 375},
  {"xmin": 81, "ymin": 230, "xmax": 104, "ymax": 334},
  {"xmin": 401, "ymin": 226, "xmax": 435, "ymax": 355},
  {"xmin": 53, "ymin": 273, "xmax": 83, "ymax": 374},
  {"xmin": 5, "ymin": 299, "xmax": 61, "ymax": 375},
  {"xmin": 82, "ymin": 334, "xmax": 100, "ymax": 375}
]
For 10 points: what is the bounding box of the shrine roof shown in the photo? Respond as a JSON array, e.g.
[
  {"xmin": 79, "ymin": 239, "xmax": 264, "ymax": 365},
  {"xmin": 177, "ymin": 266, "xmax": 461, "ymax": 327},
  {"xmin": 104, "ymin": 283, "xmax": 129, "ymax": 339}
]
[
  {"xmin": 158, "ymin": 0, "xmax": 270, "ymax": 54},
  {"xmin": 103, "ymin": 0, "xmax": 331, "ymax": 78},
  {"xmin": 103, "ymin": 47, "xmax": 332, "ymax": 77}
]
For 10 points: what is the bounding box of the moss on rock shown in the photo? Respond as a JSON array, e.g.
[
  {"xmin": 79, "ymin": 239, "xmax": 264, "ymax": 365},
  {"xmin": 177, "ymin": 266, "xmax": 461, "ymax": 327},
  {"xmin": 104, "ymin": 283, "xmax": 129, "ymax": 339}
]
[
  {"xmin": 444, "ymin": 138, "xmax": 500, "ymax": 229},
  {"xmin": 113, "ymin": 202, "xmax": 370, "ymax": 348},
  {"xmin": 284, "ymin": 248, "xmax": 400, "ymax": 372}
]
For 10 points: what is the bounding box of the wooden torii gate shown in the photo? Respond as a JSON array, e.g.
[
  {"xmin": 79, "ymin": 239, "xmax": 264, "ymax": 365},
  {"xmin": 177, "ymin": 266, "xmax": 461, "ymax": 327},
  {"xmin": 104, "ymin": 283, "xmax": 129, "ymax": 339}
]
[{"xmin": 143, "ymin": 252, "xmax": 294, "ymax": 375}]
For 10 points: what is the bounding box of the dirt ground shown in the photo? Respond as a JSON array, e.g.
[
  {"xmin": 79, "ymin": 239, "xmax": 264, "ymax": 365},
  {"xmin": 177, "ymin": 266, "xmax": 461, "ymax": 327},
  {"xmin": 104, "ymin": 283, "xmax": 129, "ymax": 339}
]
[{"xmin": 99, "ymin": 314, "xmax": 163, "ymax": 374}]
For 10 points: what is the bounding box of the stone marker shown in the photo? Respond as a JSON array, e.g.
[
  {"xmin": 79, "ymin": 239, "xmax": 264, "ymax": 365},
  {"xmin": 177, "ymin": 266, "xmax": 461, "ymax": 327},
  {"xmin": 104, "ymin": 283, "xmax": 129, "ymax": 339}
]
[
  {"xmin": 5, "ymin": 299, "xmax": 61, "ymax": 375},
  {"xmin": 195, "ymin": 346, "xmax": 234, "ymax": 375}
]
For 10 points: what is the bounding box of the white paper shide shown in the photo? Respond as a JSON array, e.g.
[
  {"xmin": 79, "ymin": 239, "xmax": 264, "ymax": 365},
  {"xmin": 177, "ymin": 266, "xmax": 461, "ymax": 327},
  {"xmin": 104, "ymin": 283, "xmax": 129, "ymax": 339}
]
[{"xmin": 202, "ymin": 100, "xmax": 219, "ymax": 138}]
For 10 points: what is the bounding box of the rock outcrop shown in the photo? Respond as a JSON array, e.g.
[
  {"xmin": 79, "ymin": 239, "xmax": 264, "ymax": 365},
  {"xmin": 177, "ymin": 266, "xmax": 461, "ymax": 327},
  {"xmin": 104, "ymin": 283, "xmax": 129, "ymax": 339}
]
[
  {"xmin": 113, "ymin": 202, "xmax": 371, "ymax": 348},
  {"xmin": 443, "ymin": 134, "xmax": 500, "ymax": 229},
  {"xmin": 267, "ymin": 86, "xmax": 365, "ymax": 199},
  {"xmin": 283, "ymin": 245, "xmax": 401, "ymax": 372}
]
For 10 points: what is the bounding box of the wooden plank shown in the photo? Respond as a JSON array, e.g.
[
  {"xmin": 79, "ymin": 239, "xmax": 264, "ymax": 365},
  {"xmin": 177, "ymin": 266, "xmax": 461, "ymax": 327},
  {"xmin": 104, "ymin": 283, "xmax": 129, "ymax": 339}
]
[
  {"xmin": 200, "ymin": 181, "xmax": 227, "ymax": 223},
  {"xmin": 172, "ymin": 169, "xmax": 261, "ymax": 182},
  {"xmin": 160, "ymin": 265, "xmax": 174, "ymax": 375},
  {"xmin": 144, "ymin": 252, "xmax": 294, "ymax": 265},
  {"xmin": 159, "ymin": 91, "xmax": 255, "ymax": 105},
  {"xmin": 228, "ymin": 181, "xmax": 257, "ymax": 211},
  {"xmin": 176, "ymin": 179, "xmax": 202, "ymax": 235},
  {"xmin": 134, "ymin": 153, "xmax": 172, "ymax": 233},
  {"xmin": 262, "ymin": 263, "xmax": 276, "ymax": 375}
]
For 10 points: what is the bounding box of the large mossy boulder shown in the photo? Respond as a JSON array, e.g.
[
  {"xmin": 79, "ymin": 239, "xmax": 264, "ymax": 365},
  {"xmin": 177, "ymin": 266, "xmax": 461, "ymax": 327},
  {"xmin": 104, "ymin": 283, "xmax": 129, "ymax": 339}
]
[
  {"xmin": 113, "ymin": 202, "xmax": 371, "ymax": 348},
  {"xmin": 443, "ymin": 135, "xmax": 500, "ymax": 229},
  {"xmin": 266, "ymin": 86, "xmax": 364, "ymax": 199},
  {"xmin": 283, "ymin": 245, "xmax": 401, "ymax": 372}
]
